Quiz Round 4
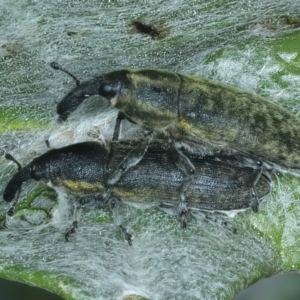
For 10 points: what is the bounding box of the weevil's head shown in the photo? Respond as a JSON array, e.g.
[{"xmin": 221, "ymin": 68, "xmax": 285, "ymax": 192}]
[
  {"xmin": 3, "ymin": 153, "xmax": 51, "ymax": 202},
  {"xmin": 56, "ymin": 70, "xmax": 131, "ymax": 122}
]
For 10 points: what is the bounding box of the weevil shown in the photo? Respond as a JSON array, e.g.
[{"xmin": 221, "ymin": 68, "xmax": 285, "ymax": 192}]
[
  {"xmin": 3, "ymin": 139, "xmax": 271, "ymax": 243},
  {"xmin": 51, "ymin": 62, "xmax": 300, "ymax": 175}
]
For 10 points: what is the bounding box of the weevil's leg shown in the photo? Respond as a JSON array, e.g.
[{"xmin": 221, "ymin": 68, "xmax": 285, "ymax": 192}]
[
  {"xmin": 65, "ymin": 201, "xmax": 81, "ymax": 242},
  {"xmin": 108, "ymin": 140, "xmax": 149, "ymax": 186},
  {"xmin": 50, "ymin": 62, "xmax": 81, "ymax": 86},
  {"xmin": 6, "ymin": 188, "xmax": 21, "ymax": 218},
  {"xmin": 249, "ymin": 166, "xmax": 273, "ymax": 213},
  {"xmin": 108, "ymin": 195, "xmax": 132, "ymax": 245},
  {"xmin": 250, "ymin": 189, "xmax": 259, "ymax": 213},
  {"xmin": 169, "ymin": 146, "xmax": 195, "ymax": 228},
  {"xmin": 4, "ymin": 154, "xmax": 22, "ymax": 220},
  {"xmin": 261, "ymin": 170, "xmax": 272, "ymax": 189}
]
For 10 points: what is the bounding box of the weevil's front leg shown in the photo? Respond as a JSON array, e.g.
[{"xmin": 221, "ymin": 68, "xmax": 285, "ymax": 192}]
[{"xmin": 65, "ymin": 201, "xmax": 81, "ymax": 241}]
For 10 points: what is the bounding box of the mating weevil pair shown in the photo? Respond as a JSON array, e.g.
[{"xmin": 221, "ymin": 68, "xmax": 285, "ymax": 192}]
[{"xmin": 5, "ymin": 60, "xmax": 300, "ymax": 243}]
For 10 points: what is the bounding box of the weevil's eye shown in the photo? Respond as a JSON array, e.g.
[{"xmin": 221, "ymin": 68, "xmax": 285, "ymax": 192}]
[
  {"xmin": 30, "ymin": 165, "xmax": 42, "ymax": 181},
  {"xmin": 99, "ymin": 83, "xmax": 117, "ymax": 99}
]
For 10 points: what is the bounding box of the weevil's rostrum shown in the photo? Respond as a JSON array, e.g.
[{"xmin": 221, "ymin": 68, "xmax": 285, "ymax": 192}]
[{"xmin": 55, "ymin": 66, "xmax": 300, "ymax": 175}]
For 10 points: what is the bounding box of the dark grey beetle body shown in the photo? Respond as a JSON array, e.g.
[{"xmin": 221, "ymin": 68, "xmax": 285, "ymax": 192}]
[
  {"xmin": 3, "ymin": 140, "xmax": 270, "ymax": 213},
  {"xmin": 55, "ymin": 67, "xmax": 300, "ymax": 174}
]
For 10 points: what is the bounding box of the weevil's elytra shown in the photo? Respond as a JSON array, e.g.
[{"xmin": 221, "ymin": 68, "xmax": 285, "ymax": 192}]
[
  {"xmin": 3, "ymin": 139, "xmax": 271, "ymax": 242},
  {"xmin": 52, "ymin": 64, "xmax": 300, "ymax": 175}
]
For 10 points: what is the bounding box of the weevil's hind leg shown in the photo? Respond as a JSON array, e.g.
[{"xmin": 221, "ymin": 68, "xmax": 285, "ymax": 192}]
[
  {"xmin": 65, "ymin": 201, "xmax": 81, "ymax": 242},
  {"xmin": 250, "ymin": 189, "xmax": 259, "ymax": 213},
  {"xmin": 249, "ymin": 166, "xmax": 272, "ymax": 213},
  {"xmin": 169, "ymin": 146, "xmax": 195, "ymax": 228},
  {"xmin": 108, "ymin": 196, "xmax": 132, "ymax": 245}
]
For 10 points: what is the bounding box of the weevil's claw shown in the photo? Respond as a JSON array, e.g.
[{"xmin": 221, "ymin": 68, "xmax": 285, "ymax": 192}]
[
  {"xmin": 7, "ymin": 207, "xmax": 15, "ymax": 217},
  {"xmin": 178, "ymin": 209, "xmax": 190, "ymax": 228},
  {"xmin": 119, "ymin": 225, "xmax": 132, "ymax": 246},
  {"xmin": 176, "ymin": 201, "xmax": 190, "ymax": 228},
  {"xmin": 65, "ymin": 220, "xmax": 78, "ymax": 242}
]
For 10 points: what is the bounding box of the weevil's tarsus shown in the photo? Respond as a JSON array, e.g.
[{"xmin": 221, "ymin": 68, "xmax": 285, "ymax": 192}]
[
  {"xmin": 109, "ymin": 195, "xmax": 132, "ymax": 245},
  {"xmin": 6, "ymin": 188, "xmax": 21, "ymax": 224},
  {"xmin": 250, "ymin": 189, "xmax": 259, "ymax": 213},
  {"xmin": 65, "ymin": 201, "xmax": 81, "ymax": 241},
  {"xmin": 65, "ymin": 220, "xmax": 79, "ymax": 242}
]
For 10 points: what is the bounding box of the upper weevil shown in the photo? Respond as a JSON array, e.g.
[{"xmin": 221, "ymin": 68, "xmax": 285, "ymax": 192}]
[{"xmin": 51, "ymin": 62, "xmax": 300, "ymax": 175}]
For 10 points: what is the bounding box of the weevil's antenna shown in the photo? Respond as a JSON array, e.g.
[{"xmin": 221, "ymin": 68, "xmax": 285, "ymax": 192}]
[
  {"xmin": 50, "ymin": 61, "xmax": 81, "ymax": 86},
  {"xmin": 5, "ymin": 153, "xmax": 22, "ymax": 171}
]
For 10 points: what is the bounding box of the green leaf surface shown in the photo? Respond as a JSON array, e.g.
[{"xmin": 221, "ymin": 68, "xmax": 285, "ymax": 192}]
[{"xmin": 1, "ymin": 0, "xmax": 300, "ymax": 299}]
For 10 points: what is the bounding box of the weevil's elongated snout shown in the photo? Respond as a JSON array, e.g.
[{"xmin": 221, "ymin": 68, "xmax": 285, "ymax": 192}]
[
  {"xmin": 57, "ymin": 79, "xmax": 102, "ymax": 121},
  {"xmin": 3, "ymin": 153, "xmax": 51, "ymax": 202},
  {"xmin": 3, "ymin": 167, "xmax": 31, "ymax": 202},
  {"xmin": 56, "ymin": 70, "xmax": 130, "ymax": 121}
]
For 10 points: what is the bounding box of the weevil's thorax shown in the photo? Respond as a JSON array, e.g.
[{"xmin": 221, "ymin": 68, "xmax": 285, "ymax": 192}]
[
  {"xmin": 117, "ymin": 69, "xmax": 181, "ymax": 130},
  {"xmin": 47, "ymin": 142, "xmax": 108, "ymax": 194}
]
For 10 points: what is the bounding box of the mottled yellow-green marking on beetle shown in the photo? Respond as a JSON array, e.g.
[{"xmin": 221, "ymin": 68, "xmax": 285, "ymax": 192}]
[{"xmin": 51, "ymin": 62, "xmax": 300, "ymax": 175}]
